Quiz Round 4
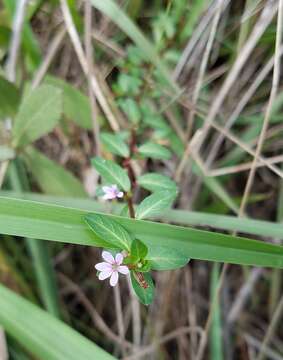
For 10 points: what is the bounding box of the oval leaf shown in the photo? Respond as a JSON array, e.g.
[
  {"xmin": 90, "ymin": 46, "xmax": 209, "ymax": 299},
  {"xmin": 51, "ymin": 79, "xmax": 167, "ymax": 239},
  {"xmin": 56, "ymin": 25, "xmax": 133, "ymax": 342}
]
[
  {"xmin": 91, "ymin": 157, "xmax": 131, "ymax": 192},
  {"xmin": 22, "ymin": 147, "xmax": 86, "ymax": 197},
  {"xmin": 85, "ymin": 213, "xmax": 132, "ymax": 251},
  {"xmin": 12, "ymin": 84, "xmax": 62, "ymax": 147},
  {"xmin": 147, "ymin": 246, "xmax": 190, "ymax": 270},
  {"xmin": 131, "ymin": 239, "xmax": 148, "ymax": 259},
  {"xmin": 137, "ymin": 173, "xmax": 177, "ymax": 193},
  {"xmin": 101, "ymin": 132, "xmax": 130, "ymax": 157},
  {"xmin": 118, "ymin": 98, "xmax": 141, "ymax": 123},
  {"xmin": 136, "ymin": 190, "xmax": 177, "ymax": 220},
  {"xmin": 138, "ymin": 142, "xmax": 171, "ymax": 160},
  {"xmin": 130, "ymin": 272, "xmax": 154, "ymax": 305},
  {"xmin": 45, "ymin": 76, "xmax": 92, "ymax": 129},
  {"xmin": 0, "ymin": 76, "xmax": 20, "ymax": 119}
]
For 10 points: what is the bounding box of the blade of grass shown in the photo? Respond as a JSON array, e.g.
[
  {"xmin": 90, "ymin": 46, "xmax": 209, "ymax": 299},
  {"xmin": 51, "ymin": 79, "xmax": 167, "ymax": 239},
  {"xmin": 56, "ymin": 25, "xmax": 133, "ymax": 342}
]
[
  {"xmin": 1, "ymin": 197, "xmax": 283, "ymax": 268},
  {"xmin": 7, "ymin": 161, "xmax": 60, "ymax": 318},
  {"xmin": 2, "ymin": 191, "xmax": 282, "ymax": 240},
  {"xmin": 209, "ymin": 263, "xmax": 223, "ymax": 360},
  {"xmin": 0, "ymin": 283, "xmax": 116, "ymax": 360}
]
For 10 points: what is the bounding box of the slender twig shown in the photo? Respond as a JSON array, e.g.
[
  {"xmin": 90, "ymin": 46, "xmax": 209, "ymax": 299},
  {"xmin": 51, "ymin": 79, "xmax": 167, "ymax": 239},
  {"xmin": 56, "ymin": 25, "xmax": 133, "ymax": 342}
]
[
  {"xmin": 122, "ymin": 129, "xmax": 141, "ymax": 348},
  {"xmin": 199, "ymin": 0, "xmax": 278, "ymax": 151},
  {"xmin": 84, "ymin": 0, "xmax": 101, "ymax": 156},
  {"xmin": 60, "ymin": 0, "xmax": 120, "ymax": 131},
  {"xmin": 257, "ymin": 294, "xmax": 283, "ymax": 360},
  {"xmin": 195, "ymin": 4, "xmax": 283, "ymax": 359},
  {"xmin": 31, "ymin": 27, "xmax": 66, "ymax": 90},
  {"xmin": 5, "ymin": 0, "xmax": 28, "ymax": 82},
  {"xmin": 175, "ymin": 0, "xmax": 224, "ymax": 179},
  {"xmin": 239, "ymin": 0, "xmax": 282, "ymax": 217},
  {"xmin": 0, "ymin": 161, "xmax": 9, "ymax": 188},
  {"xmin": 244, "ymin": 333, "xmax": 283, "ymax": 360},
  {"xmin": 173, "ymin": 0, "xmax": 219, "ymax": 80},
  {"xmin": 185, "ymin": 0, "xmax": 224, "ymax": 140},
  {"xmin": 127, "ymin": 276, "xmax": 141, "ymax": 348},
  {"xmin": 228, "ymin": 268, "xmax": 264, "ymax": 324},
  {"xmin": 0, "ymin": 329, "xmax": 8, "ymax": 360},
  {"xmin": 208, "ymin": 154, "xmax": 283, "ymax": 177},
  {"xmin": 175, "ymin": 1, "xmax": 278, "ymax": 180},
  {"xmin": 92, "ymin": 31, "xmax": 126, "ymax": 57},
  {"xmin": 59, "ymin": 273, "xmax": 133, "ymax": 349},
  {"xmin": 114, "ymin": 283, "xmax": 126, "ymax": 356},
  {"xmin": 123, "ymin": 326, "xmax": 204, "ymax": 360},
  {"xmin": 205, "ymin": 45, "xmax": 283, "ymax": 169}
]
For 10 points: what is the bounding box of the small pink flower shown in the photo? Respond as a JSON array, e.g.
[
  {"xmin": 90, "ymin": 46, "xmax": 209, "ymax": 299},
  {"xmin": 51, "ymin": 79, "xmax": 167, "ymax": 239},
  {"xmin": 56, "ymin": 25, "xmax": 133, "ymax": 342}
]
[
  {"xmin": 102, "ymin": 185, "xmax": 124, "ymax": 200},
  {"xmin": 95, "ymin": 251, "xmax": 129, "ymax": 286}
]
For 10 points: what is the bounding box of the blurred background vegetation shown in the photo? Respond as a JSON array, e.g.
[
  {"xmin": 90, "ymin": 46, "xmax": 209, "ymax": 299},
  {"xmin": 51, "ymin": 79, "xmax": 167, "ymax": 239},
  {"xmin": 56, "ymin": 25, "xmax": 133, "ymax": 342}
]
[{"xmin": 0, "ymin": 0, "xmax": 283, "ymax": 359}]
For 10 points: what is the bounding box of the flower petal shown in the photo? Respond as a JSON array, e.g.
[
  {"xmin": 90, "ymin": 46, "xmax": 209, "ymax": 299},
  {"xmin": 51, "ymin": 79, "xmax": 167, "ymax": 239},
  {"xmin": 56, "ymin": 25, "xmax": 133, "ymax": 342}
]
[
  {"xmin": 110, "ymin": 271, "xmax": 119, "ymax": 286},
  {"xmin": 117, "ymin": 191, "xmax": 124, "ymax": 198},
  {"xmin": 102, "ymin": 251, "xmax": 115, "ymax": 264},
  {"xmin": 95, "ymin": 262, "xmax": 112, "ymax": 272},
  {"xmin": 118, "ymin": 265, "xmax": 129, "ymax": 275},
  {"xmin": 98, "ymin": 269, "xmax": 112, "ymax": 280},
  {"xmin": 111, "ymin": 184, "xmax": 118, "ymax": 191},
  {"xmin": 115, "ymin": 253, "xmax": 123, "ymax": 265},
  {"xmin": 102, "ymin": 186, "xmax": 111, "ymax": 193}
]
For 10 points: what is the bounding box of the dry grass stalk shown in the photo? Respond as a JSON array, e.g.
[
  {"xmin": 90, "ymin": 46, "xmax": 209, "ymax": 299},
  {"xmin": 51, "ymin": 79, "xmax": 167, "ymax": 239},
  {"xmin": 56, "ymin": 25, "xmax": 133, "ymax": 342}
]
[
  {"xmin": 60, "ymin": 0, "xmax": 120, "ymax": 132},
  {"xmin": 238, "ymin": 0, "xmax": 282, "ymax": 217},
  {"xmin": 84, "ymin": 0, "xmax": 101, "ymax": 156}
]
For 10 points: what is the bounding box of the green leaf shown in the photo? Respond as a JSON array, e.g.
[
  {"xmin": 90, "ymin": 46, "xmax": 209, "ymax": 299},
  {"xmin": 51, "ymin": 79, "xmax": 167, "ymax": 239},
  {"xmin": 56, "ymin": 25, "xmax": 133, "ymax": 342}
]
[
  {"xmin": 1, "ymin": 197, "xmax": 283, "ymax": 268},
  {"xmin": 136, "ymin": 191, "xmax": 176, "ymax": 220},
  {"xmin": 44, "ymin": 76, "xmax": 92, "ymax": 129},
  {"xmin": 130, "ymin": 272, "xmax": 154, "ymax": 305},
  {"xmin": 4, "ymin": 191, "xmax": 283, "ymax": 242},
  {"xmin": 91, "ymin": 157, "xmax": 131, "ymax": 192},
  {"xmin": 101, "ymin": 132, "xmax": 130, "ymax": 157},
  {"xmin": 147, "ymin": 246, "xmax": 189, "ymax": 270},
  {"xmin": 0, "ymin": 76, "xmax": 20, "ymax": 119},
  {"xmin": 118, "ymin": 98, "xmax": 141, "ymax": 123},
  {"xmin": 85, "ymin": 213, "xmax": 132, "ymax": 251},
  {"xmin": 138, "ymin": 142, "xmax": 171, "ymax": 160},
  {"xmin": 0, "ymin": 284, "xmax": 115, "ymax": 360},
  {"xmin": 12, "ymin": 85, "xmax": 62, "ymax": 147},
  {"xmin": 116, "ymin": 76, "xmax": 142, "ymax": 96},
  {"xmin": 137, "ymin": 173, "xmax": 177, "ymax": 193},
  {"xmin": 120, "ymin": 204, "xmax": 129, "ymax": 217},
  {"xmin": 22, "ymin": 147, "xmax": 87, "ymax": 197},
  {"xmin": 131, "ymin": 239, "xmax": 148, "ymax": 259}
]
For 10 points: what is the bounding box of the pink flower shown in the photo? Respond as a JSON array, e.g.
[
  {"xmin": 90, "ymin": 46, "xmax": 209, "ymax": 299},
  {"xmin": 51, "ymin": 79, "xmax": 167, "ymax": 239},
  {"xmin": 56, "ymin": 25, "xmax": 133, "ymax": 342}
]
[
  {"xmin": 95, "ymin": 251, "xmax": 129, "ymax": 287},
  {"xmin": 102, "ymin": 185, "xmax": 124, "ymax": 200}
]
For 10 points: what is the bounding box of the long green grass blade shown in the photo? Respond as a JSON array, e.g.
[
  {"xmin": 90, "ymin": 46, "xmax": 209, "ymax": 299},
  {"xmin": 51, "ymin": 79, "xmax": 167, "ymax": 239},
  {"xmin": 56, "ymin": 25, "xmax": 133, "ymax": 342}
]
[
  {"xmin": 2, "ymin": 192, "xmax": 283, "ymax": 240},
  {"xmin": 0, "ymin": 284, "xmax": 115, "ymax": 360},
  {"xmin": 7, "ymin": 162, "xmax": 60, "ymax": 318},
  {"xmin": 1, "ymin": 197, "xmax": 283, "ymax": 268},
  {"xmin": 209, "ymin": 263, "xmax": 223, "ymax": 360}
]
